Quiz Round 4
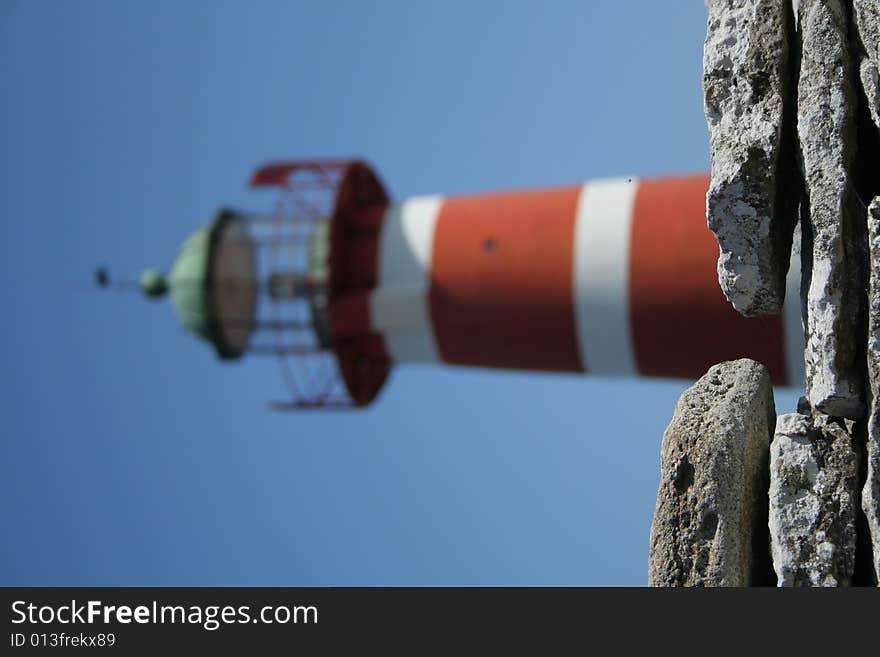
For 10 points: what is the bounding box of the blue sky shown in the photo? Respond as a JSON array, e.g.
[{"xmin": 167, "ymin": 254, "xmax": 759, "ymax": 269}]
[{"xmin": 0, "ymin": 1, "xmax": 801, "ymax": 585}]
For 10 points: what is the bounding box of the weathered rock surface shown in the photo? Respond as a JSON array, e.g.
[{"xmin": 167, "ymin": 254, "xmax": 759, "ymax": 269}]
[
  {"xmin": 855, "ymin": 0, "xmax": 880, "ymax": 130},
  {"xmin": 649, "ymin": 359, "xmax": 775, "ymax": 586},
  {"xmin": 703, "ymin": 0, "xmax": 795, "ymax": 317},
  {"xmin": 797, "ymin": 0, "xmax": 864, "ymax": 419},
  {"xmin": 865, "ymin": 198, "xmax": 880, "ymax": 583},
  {"xmin": 769, "ymin": 413, "xmax": 860, "ymax": 586}
]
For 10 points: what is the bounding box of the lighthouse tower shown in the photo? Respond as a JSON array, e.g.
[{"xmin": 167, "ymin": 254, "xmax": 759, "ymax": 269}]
[{"xmin": 131, "ymin": 159, "xmax": 804, "ymax": 409}]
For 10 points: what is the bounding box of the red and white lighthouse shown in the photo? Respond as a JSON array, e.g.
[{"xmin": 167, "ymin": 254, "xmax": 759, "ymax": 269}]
[{"xmin": 131, "ymin": 159, "xmax": 804, "ymax": 408}]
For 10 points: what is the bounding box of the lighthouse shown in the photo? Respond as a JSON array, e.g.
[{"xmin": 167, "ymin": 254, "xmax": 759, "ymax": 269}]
[{"xmin": 127, "ymin": 159, "xmax": 804, "ymax": 409}]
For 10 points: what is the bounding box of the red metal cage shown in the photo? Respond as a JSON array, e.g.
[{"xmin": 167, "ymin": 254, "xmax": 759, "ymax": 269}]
[{"xmin": 249, "ymin": 159, "xmax": 391, "ymax": 409}]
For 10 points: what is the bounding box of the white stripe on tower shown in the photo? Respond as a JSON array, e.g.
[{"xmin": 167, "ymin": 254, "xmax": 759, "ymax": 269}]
[
  {"xmin": 783, "ymin": 228, "xmax": 805, "ymax": 388},
  {"xmin": 370, "ymin": 196, "xmax": 443, "ymax": 363},
  {"xmin": 572, "ymin": 178, "xmax": 639, "ymax": 375}
]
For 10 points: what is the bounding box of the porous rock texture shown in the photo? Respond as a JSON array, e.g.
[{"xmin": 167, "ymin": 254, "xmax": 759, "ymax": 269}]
[
  {"xmin": 649, "ymin": 360, "xmax": 776, "ymax": 587},
  {"xmin": 855, "ymin": 0, "xmax": 880, "ymax": 131},
  {"xmin": 704, "ymin": 0, "xmax": 795, "ymax": 317},
  {"xmin": 796, "ymin": 0, "xmax": 864, "ymax": 419},
  {"xmin": 865, "ymin": 198, "xmax": 880, "ymax": 582},
  {"xmin": 769, "ymin": 413, "xmax": 860, "ymax": 586}
]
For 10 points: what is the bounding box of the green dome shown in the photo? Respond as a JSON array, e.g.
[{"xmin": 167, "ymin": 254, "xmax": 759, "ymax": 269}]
[
  {"xmin": 153, "ymin": 209, "xmax": 257, "ymax": 360},
  {"xmin": 168, "ymin": 223, "xmax": 214, "ymax": 343}
]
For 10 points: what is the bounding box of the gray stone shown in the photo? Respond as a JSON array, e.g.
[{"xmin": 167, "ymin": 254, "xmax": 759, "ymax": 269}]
[
  {"xmin": 855, "ymin": 1, "xmax": 880, "ymax": 61},
  {"xmin": 649, "ymin": 359, "xmax": 775, "ymax": 586},
  {"xmin": 861, "ymin": 63, "xmax": 880, "ymax": 131},
  {"xmin": 769, "ymin": 413, "xmax": 860, "ymax": 586},
  {"xmin": 703, "ymin": 0, "xmax": 796, "ymax": 317},
  {"xmin": 865, "ymin": 198, "xmax": 880, "ymax": 583},
  {"xmin": 855, "ymin": 1, "xmax": 880, "ymax": 130},
  {"xmin": 796, "ymin": 0, "xmax": 864, "ymax": 419}
]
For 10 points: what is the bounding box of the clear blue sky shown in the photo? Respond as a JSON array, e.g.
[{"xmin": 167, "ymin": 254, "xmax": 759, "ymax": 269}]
[{"xmin": 0, "ymin": 0, "xmax": 800, "ymax": 585}]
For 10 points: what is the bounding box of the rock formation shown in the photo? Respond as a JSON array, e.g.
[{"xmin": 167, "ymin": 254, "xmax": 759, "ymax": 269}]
[
  {"xmin": 650, "ymin": 0, "xmax": 880, "ymax": 586},
  {"xmin": 865, "ymin": 199, "xmax": 880, "ymax": 582},
  {"xmin": 796, "ymin": 0, "xmax": 864, "ymax": 420},
  {"xmin": 769, "ymin": 413, "xmax": 860, "ymax": 586},
  {"xmin": 704, "ymin": 0, "xmax": 796, "ymax": 317},
  {"xmin": 649, "ymin": 360, "xmax": 775, "ymax": 586},
  {"xmin": 855, "ymin": 1, "xmax": 880, "ymax": 131}
]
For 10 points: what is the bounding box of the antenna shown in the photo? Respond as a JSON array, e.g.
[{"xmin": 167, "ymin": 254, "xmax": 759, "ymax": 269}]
[{"xmin": 93, "ymin": 267, "xmax": 150, "ymax": 294}]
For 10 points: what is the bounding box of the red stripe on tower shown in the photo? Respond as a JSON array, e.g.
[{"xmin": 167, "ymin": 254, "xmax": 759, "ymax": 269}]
[
  {"xmin": 628, "ymin": 174, "xmax": 789, "ymax": 384},
  {"xmin": 429, "ymin": 187, "xmax": 583, "ymax": 372}
]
